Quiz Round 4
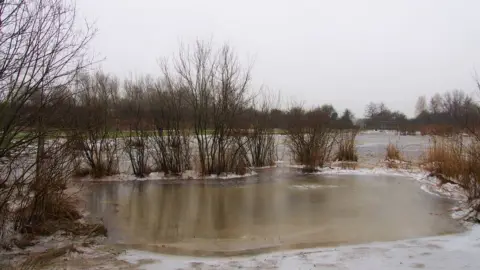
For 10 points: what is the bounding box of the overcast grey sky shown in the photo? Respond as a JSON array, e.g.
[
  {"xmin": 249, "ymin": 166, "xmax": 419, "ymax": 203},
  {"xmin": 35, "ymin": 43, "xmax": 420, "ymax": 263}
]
[{"xmin": 77, "ymin": 0, "xmax": 480, "ymax": 117}]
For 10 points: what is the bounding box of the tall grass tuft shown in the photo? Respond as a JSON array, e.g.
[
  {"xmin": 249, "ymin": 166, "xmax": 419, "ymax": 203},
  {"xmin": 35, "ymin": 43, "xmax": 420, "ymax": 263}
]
[
  {"xmin": 385, "ymin": 143, "xmax": 401, "ymax": 161},
  {"xmin": 335, "ymin": 129, "xmax": 358, "ymax": 162},
  {"xmin": 424, "ymin": 135, "xmax": 480, "ymax": 220}
]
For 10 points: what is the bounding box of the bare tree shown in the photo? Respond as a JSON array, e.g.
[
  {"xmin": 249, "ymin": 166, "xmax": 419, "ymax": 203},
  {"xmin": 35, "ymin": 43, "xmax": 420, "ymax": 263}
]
[
  {"xmin": 0, "ymin": 0, "xmax": 94, "ymax": 240},
  {"xmin": 245, "ymin": 90, "xmax": 277, "ymax": 167},
  {"xmin": 166, "ymin": 41, "xmax": 251, "ymax": 176},
  {"xmin": 415, "ymin": 95, "xmax": 427, "ymax": 116},
  {"xmin": 429, "ymin": 93, "xmax": 442, "ymax": 114},
  {"xmin": 71, "ymin": 72, "xmax": 120, "ymax": 178},
  {"xmin": 148, "ymin": 76, "xmax": 192, "ymax": 176},
  {"xmin": 123, "ymin": 77, "xmax": 151, "ymax": 177}
]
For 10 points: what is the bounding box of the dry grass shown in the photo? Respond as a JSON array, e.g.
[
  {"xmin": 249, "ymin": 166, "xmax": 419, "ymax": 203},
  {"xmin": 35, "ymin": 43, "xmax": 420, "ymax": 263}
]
[
  {"xmin": 335, "ymin": 130, "xmax": 358, "ymax": 162},
  {"xmin": 423, "ymin": 136, "xmax": 467, "ymax": 183},
  {"xmin": 424, "ymin": 136, "xmax": 480, "ymax": 218},
  {"xmin": 385, "ymin": 143, "xmax": 401, "ymax": 161},
  {"xmin": 14, "ymin": 194, "xmax": 106, "ymax": 236}
]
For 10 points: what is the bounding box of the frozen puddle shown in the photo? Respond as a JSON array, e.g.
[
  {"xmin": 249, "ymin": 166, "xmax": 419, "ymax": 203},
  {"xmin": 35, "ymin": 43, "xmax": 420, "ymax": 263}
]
[{"xmin": 120, "ymin": 225, "xmax": 480, "ymax": 269}]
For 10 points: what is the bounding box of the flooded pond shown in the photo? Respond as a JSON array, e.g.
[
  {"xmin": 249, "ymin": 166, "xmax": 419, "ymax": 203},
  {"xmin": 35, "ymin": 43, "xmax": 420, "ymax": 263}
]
[{"xmin": 86, "ymin": 168, "xmax": 463, "ymax": 256}]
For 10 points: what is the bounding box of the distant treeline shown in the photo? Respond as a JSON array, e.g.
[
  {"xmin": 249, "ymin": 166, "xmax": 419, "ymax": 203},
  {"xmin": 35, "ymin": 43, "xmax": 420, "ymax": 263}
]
[
  {"xmin": 14, "ymin": 84, "xmax": 479, "ymax": 136},
  {"xmin": 361, "ymin": 90, "xmax": 480, "ymax": 135}
]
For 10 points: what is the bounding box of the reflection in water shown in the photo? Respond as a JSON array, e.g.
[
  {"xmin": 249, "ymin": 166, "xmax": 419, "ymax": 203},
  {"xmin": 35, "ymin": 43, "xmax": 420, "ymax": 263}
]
[{"xmin": 86, "ymin": 169, "xmax": 463, "ymax": 256}]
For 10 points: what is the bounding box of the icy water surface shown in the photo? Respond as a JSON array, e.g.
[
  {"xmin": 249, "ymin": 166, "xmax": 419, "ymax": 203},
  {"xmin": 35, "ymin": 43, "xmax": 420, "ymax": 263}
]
[{"xmin": 86, "ymin": 168, "xmax": 463, "ymax": 256}]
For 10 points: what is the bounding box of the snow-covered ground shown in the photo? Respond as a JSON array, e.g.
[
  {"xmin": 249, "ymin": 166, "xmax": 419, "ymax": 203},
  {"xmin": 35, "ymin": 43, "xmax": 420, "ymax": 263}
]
[
  {"xmin": 77, "ymin": 170, "xmax": 258, "ymax": 182},
  {"xmin": 120, "ymin": 225, "xmax": 480, "ymax": 270}
]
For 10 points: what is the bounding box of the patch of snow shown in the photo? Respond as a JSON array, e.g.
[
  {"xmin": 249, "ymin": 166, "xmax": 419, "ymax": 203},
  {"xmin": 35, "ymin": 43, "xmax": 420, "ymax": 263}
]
[
  {"xmin": 118, "ymin": 225, "xmax": 480, "ymax": 270},
  {"xmin": 77, "ymin": 170, "xmax": 257, "ymax": 182}
]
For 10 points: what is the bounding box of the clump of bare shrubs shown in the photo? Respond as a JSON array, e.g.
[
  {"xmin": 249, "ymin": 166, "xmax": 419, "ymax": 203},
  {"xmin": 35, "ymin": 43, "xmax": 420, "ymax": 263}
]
[
  {"xmin": 13, "ymin": 141, "xmax": 106, "ymax": 239},
  {"xmin": 148, "ymin": 78, "xmax": 192, "ymax": 176},
  {"xmin": 125, "ymin": 136, "xmax": 151, "ymax": 177},
  {"xmin": 122, "ymin": 77, "xmax": 152, "ymax": 178},
  {"xmin": 162, "ymin": 41, "xmax": 252, "ymax": 176},
  {"xmin": 225, "ymin": 137, "xmax": 250, "ymax": 175},
  {"xmin": 286, "ymin": 107, "xmax": 338, "ymax": 172},
  {"xmin": 150, "ymin": 130, "xmax": 192, "ymax": 176},
  {"xmin": 71, "ymin": 72, "xmax": 121, "ymax": 178},
  {"xmin": 246, "ymin": 130, "xmax": 276, "ymax": 167},
  {"xmin": 245, "ymin": 95, "xmax": 278, "ymax": 168}
]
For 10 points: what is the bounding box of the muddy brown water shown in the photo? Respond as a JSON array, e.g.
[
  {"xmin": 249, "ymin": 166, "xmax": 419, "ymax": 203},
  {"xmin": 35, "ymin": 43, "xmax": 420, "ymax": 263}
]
[{"xmin": 85, "ymin": 167, "xmax": 463, "ymax": 256}]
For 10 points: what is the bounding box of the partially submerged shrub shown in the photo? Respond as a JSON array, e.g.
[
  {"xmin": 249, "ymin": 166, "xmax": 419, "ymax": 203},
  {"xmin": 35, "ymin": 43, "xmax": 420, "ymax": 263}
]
[
  {"xmin": 125, "ymin": 136, "xmax": 151, "ymax": 178},
  {"xmin": 72, "ymin": 72, "xmax": 121, "ymax": 178},
  {"xmin": 225, "ymin": 140, "xmax": 249, "ymax": 175},
  {"xmin": 335, "ymin": 129, "xmax": 358, "ymax": 162},
  {"xmin": 73, "ymin": 135, "xmax": 120, "ymax": 178},
  {"xmin": 286, "ymin": 107, "xmax": 338, "ymax": 172},
  {"xmin": 151, "ymin": 130, "xmax": 192, "ymax": 176},
  {"xmin": 246, "ymin": 130, "xmax": 276, "ymax": 168}
]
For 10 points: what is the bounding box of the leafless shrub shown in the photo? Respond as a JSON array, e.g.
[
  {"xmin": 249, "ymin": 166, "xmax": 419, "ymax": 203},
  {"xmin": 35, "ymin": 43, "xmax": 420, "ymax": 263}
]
[
  {"xmin": 71, "ymin": 72, "xmax": 120, "ymax": 178},
  {"xmin": 148, "ymin": 77, "xmax": 192, "ymax": 176},
  {"xmin": 163, "ymin": 41, "xmax": 251, "ymax": 176},
  {"xmin": 123, "ymin": 77, "xmax": 151, "ymax": 177},
  {"xmin": 0, "ymin": 0, "xmax": 94, "ymax": 241},
  {"xmin": 14, "ymin": 140, "xmax": 78, "ymax": 234},
  {"xmin": 245, "ymin": 92, "xmax": 277, "ymax": 167},
  {"xmin": 286, "ymin": 106, "xmax": 338, "ymax": 172}
]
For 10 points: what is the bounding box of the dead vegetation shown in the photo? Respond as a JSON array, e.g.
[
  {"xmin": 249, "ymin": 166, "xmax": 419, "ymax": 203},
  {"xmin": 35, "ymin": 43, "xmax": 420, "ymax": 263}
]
[
  {"xmin": 163, "ymin": 41, "xmax": 252, "ymax": 176},
  {"xmin": 123, "ymin": 77, "xmax": 152, "ymax": 177},
  {"xmin": 286, "ymin": 106, "xmax": 339, "ymax": 172},
  {"xmin": 148, "ymin": 77, "xmax": 192, "ymax": 176},
  {"xmin": 422, "ymin": 87, "xmax": 480, "ymax": 221},
  {"xmin": 0, "ymin": 2, "xmax": 110, "ymax": 266},
  {"xmin": 245, "ymin": 92, "xmax": 278, "ymax": 168},
  {"xmin": 424, "ymin": 136, "xmax": 480, "ymax": 205},
  {"xmin": 385, "ymin": 143, "xmax": 402, "ymax": 161},
  {"xmin": 335, "ymin": 129, "xmax": 359, "ymax": 162},
  {"xmin": 424, "ymin": 136, "xmax": 467, "ymax": 184},
  {"xmin": 71, "ymin": 72, "xmax": 121, "ymax": 178},
  {"xmin": 384, "ymin": 143, "xmax": 403, "ymax": 168}
]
